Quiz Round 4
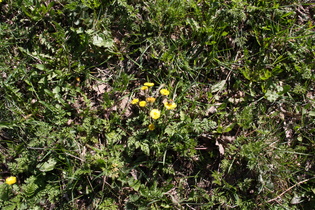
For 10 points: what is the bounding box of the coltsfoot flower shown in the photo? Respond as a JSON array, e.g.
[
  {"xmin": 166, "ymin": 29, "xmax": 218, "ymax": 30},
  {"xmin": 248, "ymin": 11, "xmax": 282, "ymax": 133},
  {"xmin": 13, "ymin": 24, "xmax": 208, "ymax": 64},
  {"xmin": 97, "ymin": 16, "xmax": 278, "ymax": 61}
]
[
  {"xmin": 5, "ymin": 176, "xmax": 17, "ymax": 185},
  {"xmin": 150, "ymin": 109, "xmax": 161, "ymax": 119},
  {"xmin": 131, "ymin": 98, "xmax": 139, "ymax": 104},
  {"xmin": 148, "ymin": 123, "xmax": 155, "ymax": 130},
  {"xmin": 144, "ymin": 82, "xmax": 154, "ymax": 87},
  {"xmin": 139, "ymin": 101, "xmax": 147, "ymax": 107},
  {"xmin": 141, "ymin": 86, "xmax": 148, "ymax": 90},
  {"xmin": 146, "ymin": 97, "xmax": 156, "ymax": 103},
  {"xmin": 164, "ymin": 101, "xmax": 177, "ymax": 110},
  {"xmin": 160, "ymin": 89, "xmax": 170, "ymax": 96}
]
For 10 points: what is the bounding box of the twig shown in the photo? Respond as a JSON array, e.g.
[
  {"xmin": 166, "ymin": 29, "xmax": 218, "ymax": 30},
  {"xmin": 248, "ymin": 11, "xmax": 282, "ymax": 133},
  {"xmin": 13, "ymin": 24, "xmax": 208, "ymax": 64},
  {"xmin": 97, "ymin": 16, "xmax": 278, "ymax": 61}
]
[
  {"xmin": 267, "ymin": 178, "xmax": 313, "ymax": 203},
  {"xmin": 195, "ymin": 147, "xmax": 208, "ymax": 150},
  {"xmin": 64, "ymin": 152, "xmax": 84, "ymax": 162},
  {"xmin": 117, "ymin": 124, "xmax": 132, "ymax": 137}
]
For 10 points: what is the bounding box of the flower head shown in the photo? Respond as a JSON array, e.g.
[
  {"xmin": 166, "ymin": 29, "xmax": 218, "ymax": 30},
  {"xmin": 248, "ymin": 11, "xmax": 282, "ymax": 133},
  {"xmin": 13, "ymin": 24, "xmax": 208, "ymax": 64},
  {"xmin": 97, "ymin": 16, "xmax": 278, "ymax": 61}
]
[
  {"xmin": 139, "ymin": 101, "xmax": 147, "ymax": 107},
  {"xmin": 150, "ymin": 109, "xmax": 161, "ymax": 119},
  {"xmin": 144, "ymin": 82, "xmax": 154, "ymax": 87},
  {"xmin": 146, "ymin": 97, "xmax": 156, "ymax": 103},
  {"xmin": 148, "ymin": 123, "xmax": 155, "ymax": 130},
  {"xmin": 160, "ymin": 89, "xmax": 170, "ymax": 96},
  {"xmin": 5, "ymin": 176, "xmax": 17, "ymax": 185},
  {"xmin": 164, "ymin": 101, "xmax": 177, "ymax": 110},
  {"xmin": 131, "ymin": 98, "xmax": 139, "ymax": 104},
  {"xmin": 141, "ymin": 86, "xmax": 148, "ymax": 90}
]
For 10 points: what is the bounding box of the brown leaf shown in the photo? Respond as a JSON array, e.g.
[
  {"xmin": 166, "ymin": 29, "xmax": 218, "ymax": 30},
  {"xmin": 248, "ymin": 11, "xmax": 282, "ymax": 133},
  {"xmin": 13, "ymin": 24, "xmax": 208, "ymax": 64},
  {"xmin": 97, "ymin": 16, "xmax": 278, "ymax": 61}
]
[{"xmin": 215, "ymin": 140, "xmax": 225, "ymax": 155}]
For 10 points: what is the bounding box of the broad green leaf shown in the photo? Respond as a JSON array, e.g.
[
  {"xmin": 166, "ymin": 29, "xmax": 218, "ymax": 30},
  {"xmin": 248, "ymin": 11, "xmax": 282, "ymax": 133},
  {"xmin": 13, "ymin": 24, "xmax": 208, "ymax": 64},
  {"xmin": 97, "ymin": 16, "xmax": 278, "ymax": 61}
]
[
  {"xmin": 92, "ymin": 34, "xmax": 114, "ymax": 48},
  {"xmin": 38, "ymin": 158, "xmax": 57, "ymax": 172},
  {"xmin": 52, "ymin": 86, "xmax": 60, "ymax": 94},
  {"xmin": 211, "ymin": 80, "xmax": 226, "ymax": 93},
  {"xmin": 309, "ymin": 111, "xmax": 315, "ymax": 117},
  {"xmin": 34, "ymin": 64, "xmax": 45, "ymax": 70}
]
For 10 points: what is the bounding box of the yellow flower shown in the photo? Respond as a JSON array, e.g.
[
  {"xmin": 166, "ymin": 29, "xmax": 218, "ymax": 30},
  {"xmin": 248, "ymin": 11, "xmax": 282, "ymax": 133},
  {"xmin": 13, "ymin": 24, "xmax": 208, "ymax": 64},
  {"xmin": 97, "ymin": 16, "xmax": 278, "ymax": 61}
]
[
  {"xmin": 141, "ymin": 86, "xmax": 148, "ymax": 90},
  {"xmin": 144, "ymin": 82, "xmax": 154, "ymax": 87},
  {"xmin": 131, "ymin": 98, "xmax": 139, "ymax": 104},
  {"xmin": 5, "ymin": 176, "xmax": 17, "ymax": 185},
  {"xmin": 164, "ymin": 101, "xmax": 177, "ymax": 110},
  {"xmin": 139, "ymin": 101, "xmax": 147, "ymax": 107},
  {"xmin": 146, "ymin": 97, "xmax": 156, "ymax": 103},
  {"xmin": 148, "ymin": 123, "xmax": 155, "ymax": 130},
  {"xmin": 160, "ymin": 89, "xmax": 170, "ymax": 96},
  {"xmin": 150, "ymin": 109, "xmax": 161, "ymax": 119}
]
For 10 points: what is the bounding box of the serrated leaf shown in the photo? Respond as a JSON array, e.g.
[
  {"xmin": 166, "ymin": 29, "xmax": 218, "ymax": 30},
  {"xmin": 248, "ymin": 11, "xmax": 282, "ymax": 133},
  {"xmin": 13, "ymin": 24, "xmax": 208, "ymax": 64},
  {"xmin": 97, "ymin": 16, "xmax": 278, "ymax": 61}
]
[
  {"xmin": 23, "ymin": 182, "xmax": 39, "ymax": 197},
  {"xmin": 140, "ymin": 143, "xmax": 150, "ymax": 155},
  {"xmin": 0, "ymin": 122, "xmax": 15, "ymax": 129},
  {"xmin": 265, "ymin": 90, "xmax": 279, "ymax": 102}
]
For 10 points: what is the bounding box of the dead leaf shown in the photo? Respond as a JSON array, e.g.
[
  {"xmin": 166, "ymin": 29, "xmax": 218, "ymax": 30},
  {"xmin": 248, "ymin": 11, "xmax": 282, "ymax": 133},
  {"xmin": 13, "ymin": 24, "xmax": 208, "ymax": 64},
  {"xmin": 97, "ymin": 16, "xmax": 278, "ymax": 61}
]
[
  {"xmin": 215, "ymin": 140, "xmax": 225, "ymax": 155},
  {"xmin": 92, "ymin": 82, "xmax": 109, "ymax": 95},
  {"xmin": 221, "ymin": 136, "xmax": 235, "ymax": 142}
]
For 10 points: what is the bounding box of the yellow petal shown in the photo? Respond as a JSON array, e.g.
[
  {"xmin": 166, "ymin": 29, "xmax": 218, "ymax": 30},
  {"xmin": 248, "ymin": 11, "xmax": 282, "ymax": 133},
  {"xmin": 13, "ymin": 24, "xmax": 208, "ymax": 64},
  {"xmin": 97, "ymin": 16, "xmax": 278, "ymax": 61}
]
[
  {"xmin": 160, "ymin": 89, "xmax": 170, "ymax": 96},
  {"xmin": 5, "ymin": 176, "xmax": 17, "ymax": 185},
  {"xmin": 146, "ymin": 97, "xmax": 156, "ymax": 103},
  {"xmin": 131, "ymin": 98, "xmax": 139, "ymax": 104},
  {"xmin": 144, "ymin": 82, "xmax": 154, "ymax": 87},
  {"xmin": 139, "ymin": 101, "xmax": 147, "ymax": 107},
  {"xmin": 164, "ymin": 102, "xmax": 177, "ymax": 110},
  {"xmin": 150, "ymin": 109, "xmax": 161, "ymax": 119}
]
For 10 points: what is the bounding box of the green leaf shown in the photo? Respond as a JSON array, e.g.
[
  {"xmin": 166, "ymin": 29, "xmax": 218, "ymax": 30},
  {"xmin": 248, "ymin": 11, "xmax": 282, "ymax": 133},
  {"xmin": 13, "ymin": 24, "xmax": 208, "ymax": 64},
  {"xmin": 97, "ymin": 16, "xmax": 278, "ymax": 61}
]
[
  {"xmin": 37, "ymin": 158, "xmax": 57, "ymax": 172},
  {"xmin": 221, "ymin": 31, "xmax": 228, "ymax": 36},
  {"xmin": 308, "ymin": 111, "xmax": 315, "ymax": 117},
  {"xmin": 265, "ymin": 90, "xmax": 279, "ymax": 102},
  {"xmin": 92, "ymin": 34, "xmax": 114, "ymax": 48},
  {"xmin": 211, "ymin": 80, "xmax": 226, "ymax": 93},
  {"xmin": 217, "ymin": 123, "xmax": 235, "ymax": 133},
  {"xmin": 259, "ymin": 69, "xmax": 272, "ymax": 80},
  {"xmin": 0, "ymin": 122, "xmax": 16, "ymax": 129},
  {"xmin": 34, "ymin": 64, "xmax": 45, "ymax": 70},
  {"xmin": 0, "ymin": 184, "xmax": 9, "ymax": 201},
  {"xmin": 22, "ymin": 176, "xmax": 39, "ymax": 197},
  {"xmin": 52, "ymin": 86, "xmax": 60, "ymax": 95}
]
